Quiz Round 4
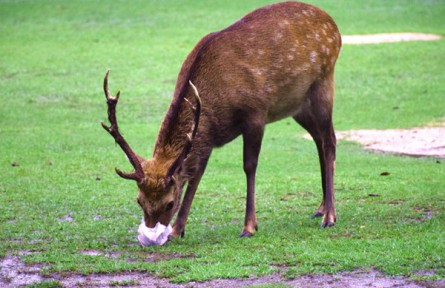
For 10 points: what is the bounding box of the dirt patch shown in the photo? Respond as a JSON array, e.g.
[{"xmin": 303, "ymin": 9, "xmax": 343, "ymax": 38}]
[
  {"xmin": 342, "ymin": 33, "xmax": 441, "ymax": 44},
  {"xmin": 336, "ymin": 126, "xmax": 445, "ymax": 158},
  {"xmin": 1, "ymin": 255, "xmax": 44, "ymax": 287},
  {"xmin": 1, "ymin": 254, "xmax": 443, "ymax": 287}
]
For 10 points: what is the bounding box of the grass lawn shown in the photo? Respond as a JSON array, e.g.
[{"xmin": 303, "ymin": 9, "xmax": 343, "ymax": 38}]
[{"xmin": 1, "ymin": 0, "xmax": 444, "ymax": 285}]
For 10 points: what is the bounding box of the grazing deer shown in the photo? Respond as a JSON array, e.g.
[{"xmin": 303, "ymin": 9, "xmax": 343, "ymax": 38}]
[{"xmin": 101, "ymin": 1, "xmax": 341, "ymax": 239}]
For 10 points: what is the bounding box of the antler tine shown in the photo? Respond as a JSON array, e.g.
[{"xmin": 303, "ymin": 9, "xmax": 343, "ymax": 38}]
[
  {"xmin": 189, "ymin": 81, "xmax": 202, "ymax": 131},
  {"xmin": 103, "ymin": 70, "xmax": 110, "ymax": 99},
  {"xmin": 188, "ymin": 80, "xmax": 202, "ymax": 139},
  {"xmin": 101, "ymin": 70, "xmax": 145, "ymax": 182},
  {"xmin": 165, "ymin": 81, "xmax": 202, "ymax": 184}
]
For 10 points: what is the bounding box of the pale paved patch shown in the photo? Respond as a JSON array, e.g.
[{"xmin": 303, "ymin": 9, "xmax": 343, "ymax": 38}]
[
  {"xmin": 336, "ymin": 126, "xmax": 445, "ymax": 158},
  {"xmin": 342, "ymin": 33, "xmax": 441, "ymax": 44}
]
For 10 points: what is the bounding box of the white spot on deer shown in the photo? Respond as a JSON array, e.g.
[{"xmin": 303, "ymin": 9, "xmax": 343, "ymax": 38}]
[
  {"xmin": 315, "ymin": 33, "xmax": 321, "ymax": 41},
  {"xmin": 278, "ymin": 20, "xmax": 290, "ymax": 28},
  {"xmin": 310, "ymin": 51, "xmax": 317, "ymax": 64},
  {"xmin": 250, "ymin": 68, "xmax": 263, "ymax": 76},
  {"xmin": 302, "ymin": 10, "xmax": 309, "ymax": 16},
  {"xmin": 332, "ymin": 31, "xmax": 338, "ymax": 40},
  {"xmin": 334, "ymin": 43, "xmax": 340, "ymax": 53},
  {"xmin": 265, "ymin": 86, "xmax": 275, "ymax": 93},
  {"xmin": 272, "ymin": 60, "xmax": 283, "ymax": 69},
  {"xmin": 296, "ymin": 62, "xmax": 311, "ymax": 73},
  {"xmin": 274, "ymin": 33, "xmax": 284, "ymax": 42},
  {"xmin": 287, "ymin": 54, "xmax": 294, "ymax": 61},
  {"xmin": 246, "ymin": 49, "xmax": 255, "ymax": 56},
  {"xmin": 278, "ymin": 77, "xmax": 292, "ymax": 88},
  {"xmin": 327, "ymin": 37, "xmax": 334, "ymax": 43},
  {"xmin": 325, "ymin": 47, "xmax": 330, "ymax": 55},
  {"xmin": 258, "ymin": 49, "xmax": 265, "ymax": 55}
]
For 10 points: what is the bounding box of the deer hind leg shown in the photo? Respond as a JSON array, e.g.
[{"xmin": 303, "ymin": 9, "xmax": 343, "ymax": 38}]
[
  {"xmin": 240, "ymin": 116, "xmax": 265, "ymax": 237},
  {"xmin": 294, "ymin": 75, "xmax": 336, "ymax": 228}
]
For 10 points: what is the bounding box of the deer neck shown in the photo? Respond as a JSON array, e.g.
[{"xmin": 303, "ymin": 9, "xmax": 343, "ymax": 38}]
[{"xmin": 153, "ymin": 94, "xmax": 196, "ymax": 162}]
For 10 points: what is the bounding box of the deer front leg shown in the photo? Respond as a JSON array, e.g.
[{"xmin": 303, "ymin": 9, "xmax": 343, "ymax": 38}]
[
  {"xmin": 170, "ymin": 180, "xmax": 199, "ymax": 239},
  {"xmin": 240, "ymin": 120, "xmax": 264, "ymax": 237},
  {"xmin": 170, "ymin": 156, "xmax": 209, "ymax": 239}
]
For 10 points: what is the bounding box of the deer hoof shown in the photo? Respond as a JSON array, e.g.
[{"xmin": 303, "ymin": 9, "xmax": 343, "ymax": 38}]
[
  {"xmin": 320, "ymin": 214, "xmax": 336, "ymax": 228},
  {"xmin": 167, "ymin": 235, "xmax": 175, "ymax": 241},
  {"xmin": 239, "ymin": 221, "xmax": 258, "ymax": 237},
  {"xmin": 169, "ymin": 228, "xmax": 185, "ymax": 239},
  {"xmin": 321, "ymin": 221, "xmax": 335, "ymax": 228},
  {"xmin": 239, "ymin": 231, "xmax": 254, "ymax": 238}
]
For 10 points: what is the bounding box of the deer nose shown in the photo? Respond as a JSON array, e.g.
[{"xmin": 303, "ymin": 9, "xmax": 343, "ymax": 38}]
[{"xmin": 143, "ymin": 213, "xmax": 157, "ymax": 229}]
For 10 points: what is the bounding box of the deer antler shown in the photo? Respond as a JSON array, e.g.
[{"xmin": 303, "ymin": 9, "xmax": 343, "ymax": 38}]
[
  {"xmin": 165, "ymin": 81, "xmax": 202, "ymax": 184},
  {"xmin": 101, "ymin": 70, "xmax": 145, "ymax": 182}
]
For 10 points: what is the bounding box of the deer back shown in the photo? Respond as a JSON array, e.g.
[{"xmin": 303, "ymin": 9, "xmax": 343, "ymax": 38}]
[{"xmin": 155, "ymin": 1, "xmax": 341, "ymax": 152}]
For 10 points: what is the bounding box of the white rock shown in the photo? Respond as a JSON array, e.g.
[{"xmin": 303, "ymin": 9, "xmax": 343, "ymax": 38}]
[{"xmin": 137, "ymin": 220, "xmax": 172, "ymax": 246}]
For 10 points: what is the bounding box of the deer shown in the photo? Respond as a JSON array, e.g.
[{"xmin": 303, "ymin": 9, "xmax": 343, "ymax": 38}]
[{"xmin": 101, "ymin": 1, "xmax": 341, "ymax": 240}]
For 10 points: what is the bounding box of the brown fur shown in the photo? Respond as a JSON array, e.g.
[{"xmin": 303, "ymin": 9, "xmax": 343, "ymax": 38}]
[{"xmin": 103, "ymin": 1, "xmax": 341, "ymax": 238}]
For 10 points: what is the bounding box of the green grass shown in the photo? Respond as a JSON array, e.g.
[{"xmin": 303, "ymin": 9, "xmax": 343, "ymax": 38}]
[
  {"xmin": 1, "ymin": 0, "xmax": 444, "ymax": 285},
  {"xmin": 26, "ymin": 280, "xmax": 64, "ymax": 288}
]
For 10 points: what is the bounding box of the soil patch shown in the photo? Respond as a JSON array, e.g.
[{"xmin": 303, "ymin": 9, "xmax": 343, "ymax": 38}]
[
  {"xmin": 1, "ymin": 254, "xmax": 444, "ymax": 287},
  {"xmin": 336, "ymin": 126, "xmax": 445, "ymax": 158},
  {"xmin": 342, "ymin": 33, "xmax": 441, "ymax": 44}
]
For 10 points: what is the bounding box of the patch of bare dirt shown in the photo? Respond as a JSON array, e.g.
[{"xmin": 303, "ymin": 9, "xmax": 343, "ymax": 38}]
[
  {"xmin": 342, "ymin": 33, "xmax": 441, "ymax": 44},
  {"xmin": 336, "ymin": 126, "xmax": 445, "ymax": 158},
  {"xmin": 1, "ymin": 253, "xmax": 444, "ymax": 288}
]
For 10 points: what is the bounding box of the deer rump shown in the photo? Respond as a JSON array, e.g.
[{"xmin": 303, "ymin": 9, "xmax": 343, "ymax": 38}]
[{"xmin": 103, "ymin": 1, "xmax": 341, "ymax": 242}]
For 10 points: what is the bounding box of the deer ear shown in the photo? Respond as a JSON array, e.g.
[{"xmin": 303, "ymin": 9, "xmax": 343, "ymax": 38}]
[
  {"xmin": 164, "ymin": 175, "xmax": 177, "ymax": 189},
  {"xmin": 178, "ymin": 154, "xmax": 199, "ymax": 179}
]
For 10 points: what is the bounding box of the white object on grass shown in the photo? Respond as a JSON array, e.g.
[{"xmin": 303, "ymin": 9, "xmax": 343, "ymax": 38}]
[{"xmin": 138, "ymin": 220, "xmax": 172, "ymax": 246}]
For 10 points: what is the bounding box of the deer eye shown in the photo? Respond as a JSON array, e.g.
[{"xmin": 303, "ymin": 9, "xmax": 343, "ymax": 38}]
[{"xmin": 166, "ymin": 201, "xmax": 174, "ymax": 211}]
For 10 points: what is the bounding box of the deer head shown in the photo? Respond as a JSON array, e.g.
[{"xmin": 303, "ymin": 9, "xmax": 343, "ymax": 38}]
[{"xmin": 101, "ymin": 70, "xmax": 201, "ymax": 228}]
